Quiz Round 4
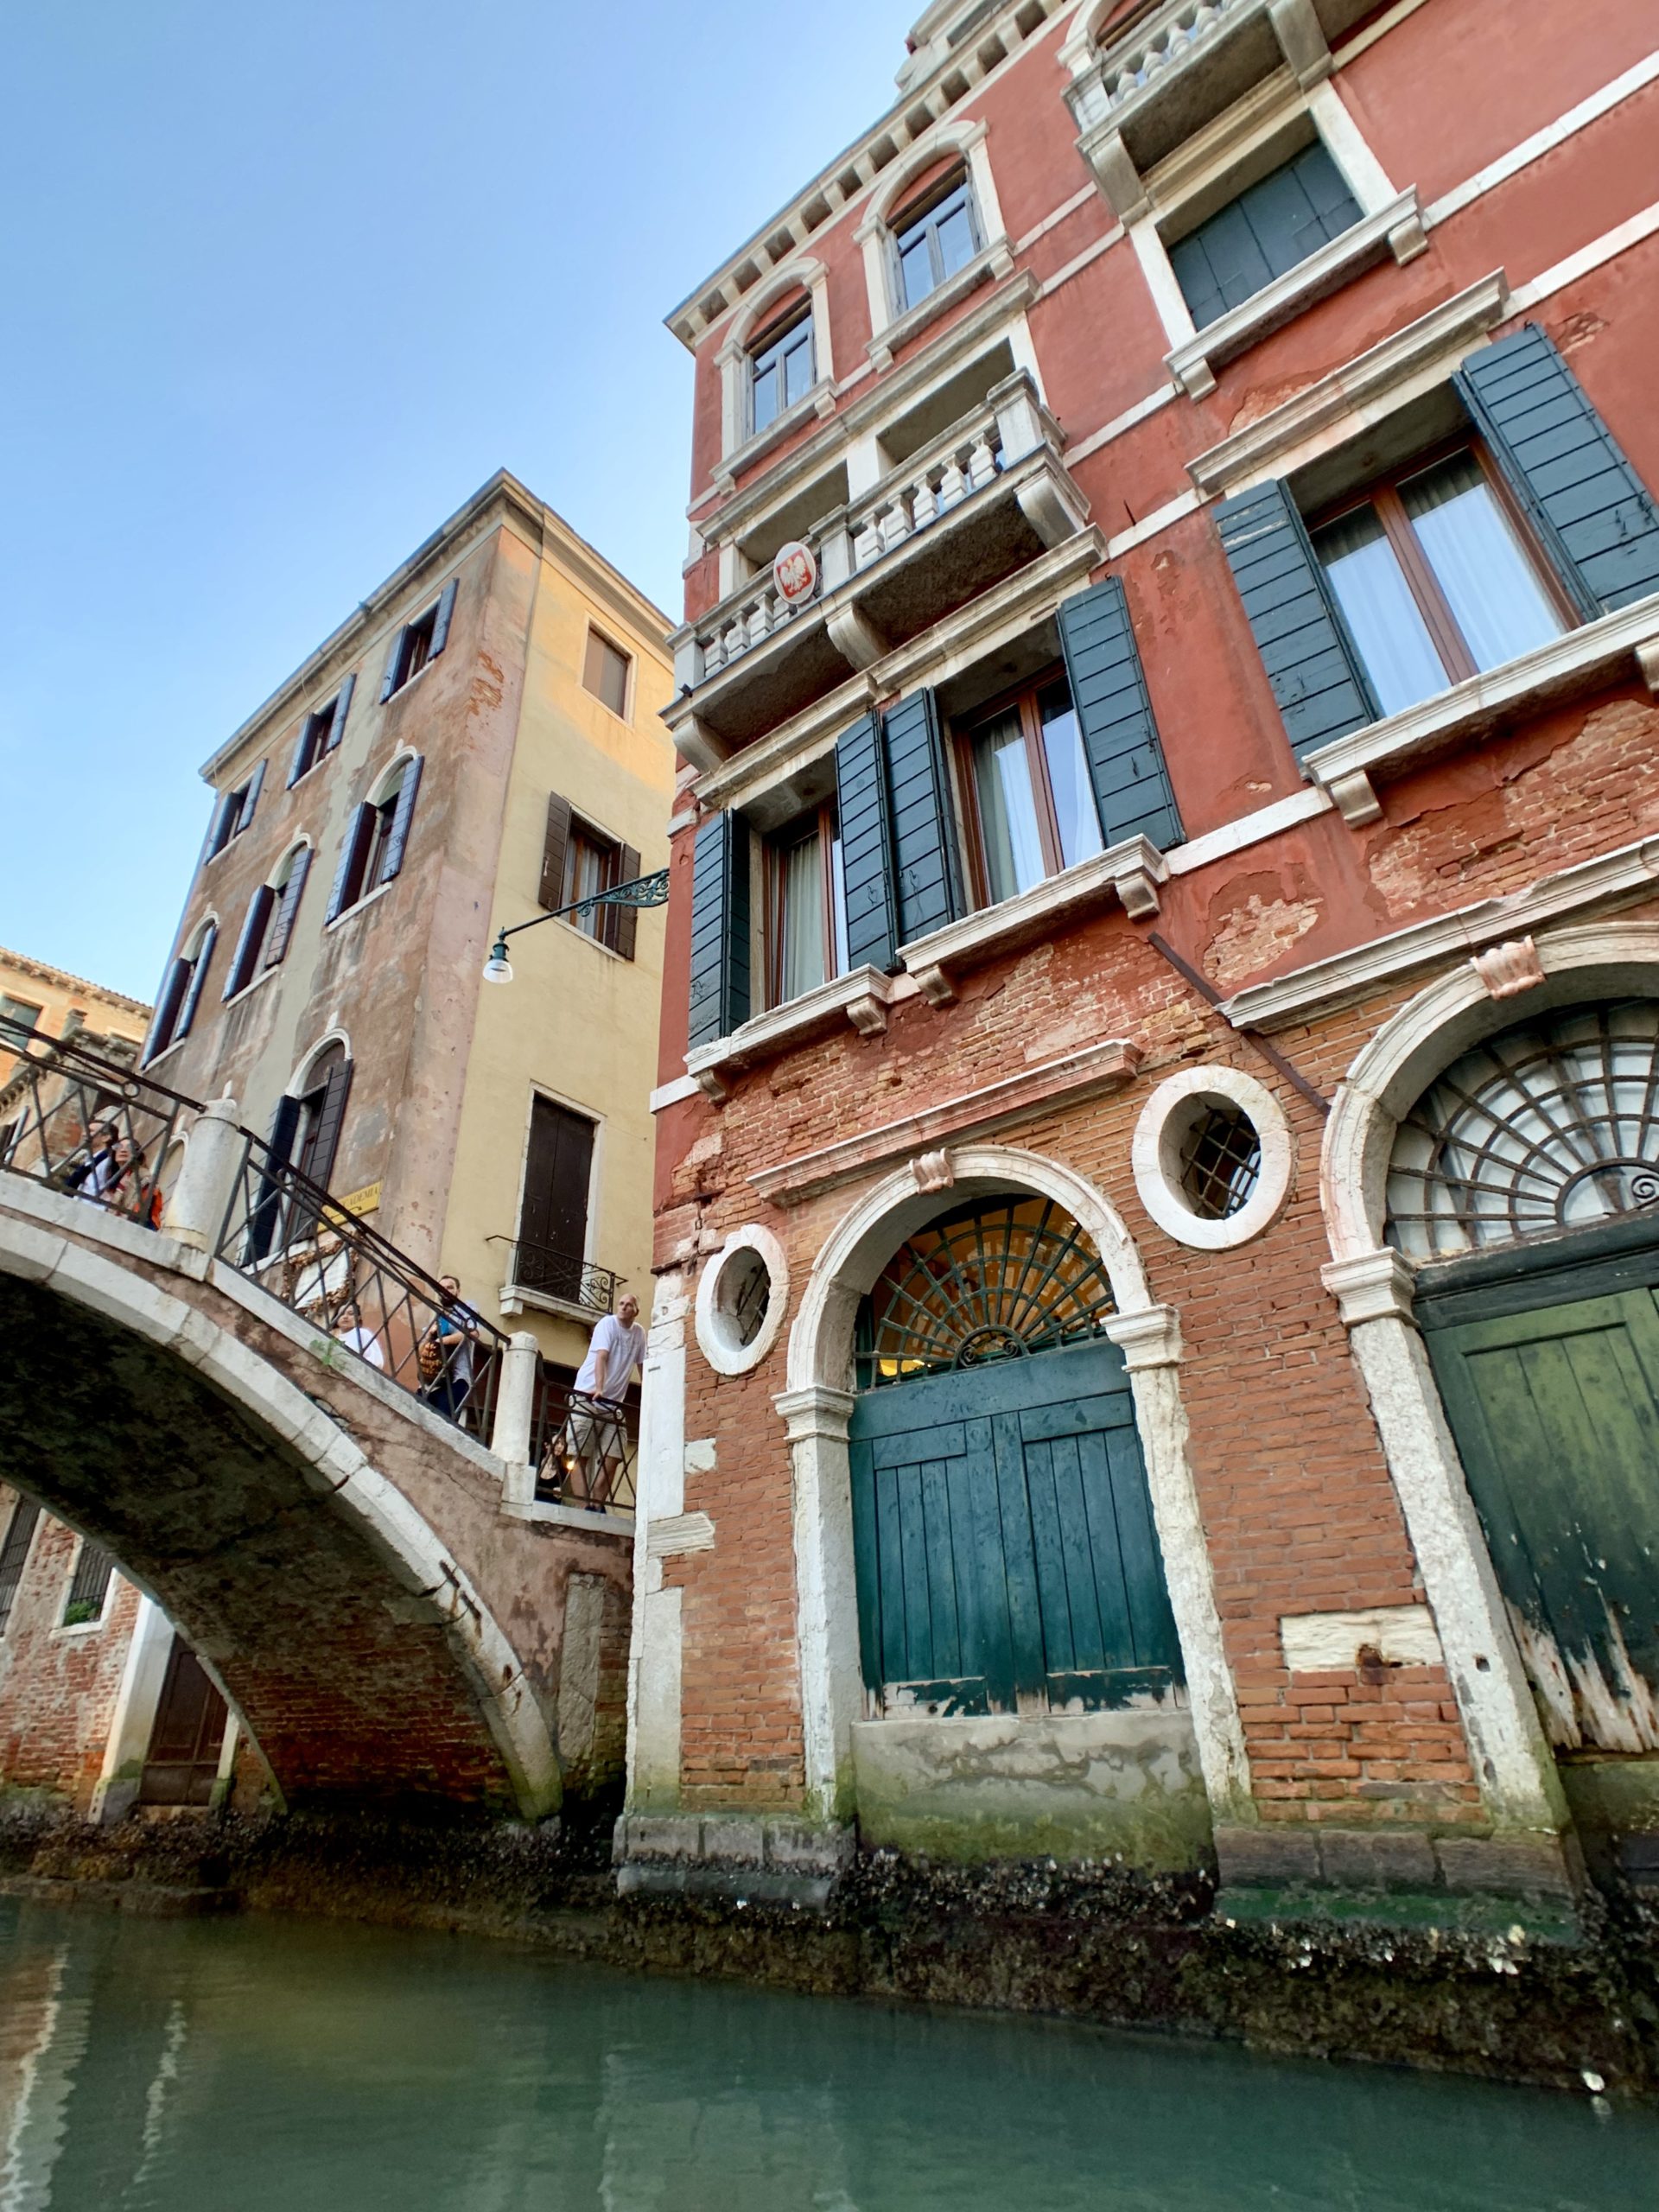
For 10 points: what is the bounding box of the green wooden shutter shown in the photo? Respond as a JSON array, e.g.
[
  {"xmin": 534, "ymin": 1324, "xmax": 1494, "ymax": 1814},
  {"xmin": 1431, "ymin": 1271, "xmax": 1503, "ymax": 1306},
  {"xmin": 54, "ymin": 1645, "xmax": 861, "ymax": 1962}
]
[
  {"xmin": 326, "ymin": 672, "xmax": 355, "ymax": 754},
  {"xmin": 380, "ymin": 628, "xmax": 407, "ymax": 702},
  {"xmin": 378, "ymin": 755, "xmax": 423, "ymax": 884},
  {"xmin": 1456, "ymin": 324, "xmax": 1659, "ymax": 617},
  {"xmin": 687, "ymin": 810, "xmax": 751, "ymax": 1049},
  {"xmin": 429, "ymin": 577, "xmax": 459, "ymax": 658},
  {"xmin": 235, "ymin": 760, "xmax": 265, "ymax": 833},
  {"xmin": 1216, "ymin": 479, "xmax": 1380, "ymax": 754},
  {"xmin": 1056, "ymin": 577, "xmax": 1184, "ymax": 851},
  {"xmin": 881, "ymin": 690, "xmax": 961, "ymax": 947},
  {"xmin": 1170, "ymin": 142, "xmax": 1361, "ymax": 328},
  {"xmin": 834, "ymin": 711, "xmax": 897, "ymax": 973}
]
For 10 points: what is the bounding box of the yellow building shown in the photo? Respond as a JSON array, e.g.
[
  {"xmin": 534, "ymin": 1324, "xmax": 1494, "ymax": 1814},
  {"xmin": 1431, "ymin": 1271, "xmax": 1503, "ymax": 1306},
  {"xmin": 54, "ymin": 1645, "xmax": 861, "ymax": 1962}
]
[
  {"xmin": 142, "ymin": 471, "xmax": 676, "ymax": 1387},
  {"xmin": 0, "ymin": 945, "xmax": 149, "ymax": 1080}
]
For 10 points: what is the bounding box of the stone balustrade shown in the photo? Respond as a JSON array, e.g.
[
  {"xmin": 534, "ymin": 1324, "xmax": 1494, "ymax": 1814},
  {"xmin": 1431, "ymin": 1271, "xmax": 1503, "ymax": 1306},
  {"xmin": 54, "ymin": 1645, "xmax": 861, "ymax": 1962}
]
[
  {"xmin": 850, "ymin": 411, "xmax": 1004, "ymax": 574},
  {"xmin": 1070, "ymin": 0, "xmax": 1244, "ymax": 130}
]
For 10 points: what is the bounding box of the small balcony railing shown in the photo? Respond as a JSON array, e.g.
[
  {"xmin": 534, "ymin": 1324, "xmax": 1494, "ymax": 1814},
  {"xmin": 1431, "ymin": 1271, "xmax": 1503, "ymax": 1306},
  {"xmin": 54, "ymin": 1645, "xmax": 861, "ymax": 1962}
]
[
  {"xmin": 490, "ymin": 1236, "xmax": 619, "ymax": 1316},
  {"xmin": 671, "ymin": 372, "xmax": 1089, "ymax": 753}
]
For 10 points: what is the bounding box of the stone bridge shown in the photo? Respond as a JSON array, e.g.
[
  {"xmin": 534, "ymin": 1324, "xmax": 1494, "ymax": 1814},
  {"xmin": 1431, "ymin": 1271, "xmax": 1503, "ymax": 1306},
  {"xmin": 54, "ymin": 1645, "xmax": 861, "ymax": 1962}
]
[{"xmin": 0, "ymin": 1171, "xmax": 632, "ymax": 1821}]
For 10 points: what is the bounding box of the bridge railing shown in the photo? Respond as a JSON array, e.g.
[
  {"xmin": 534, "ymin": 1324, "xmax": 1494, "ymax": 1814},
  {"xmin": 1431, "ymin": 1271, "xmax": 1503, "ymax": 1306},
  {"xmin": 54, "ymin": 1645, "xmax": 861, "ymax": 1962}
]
[
  {"xmin": 530, "ymin": 1377, "xmax": 639, "ymax": 1514},
  {"xmin": 0, "ymin": 1027, "xmax": 514, "ymax": 1447},
  {"xmin": 213, "ymin": 1128, "xmax": 511, "ymax": 1445}
]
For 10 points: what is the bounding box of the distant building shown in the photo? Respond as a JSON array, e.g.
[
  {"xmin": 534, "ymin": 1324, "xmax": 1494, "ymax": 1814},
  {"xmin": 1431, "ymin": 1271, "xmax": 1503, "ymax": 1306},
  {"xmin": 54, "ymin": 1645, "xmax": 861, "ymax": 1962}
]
[
  {"xmin": 626, "ymin": 0, "xmax": 1659, "ymax": 1912},
  {"xmin": 143, "ymin": 468, "xmax": 675, "ymax": 1392},
  {"xmin": 0, "ymin": 944, "xmax": 148, "ymax": 1089},
  {"xmin": 0, "ymin": 473, "xmax": 674, "ymax": 1821}
]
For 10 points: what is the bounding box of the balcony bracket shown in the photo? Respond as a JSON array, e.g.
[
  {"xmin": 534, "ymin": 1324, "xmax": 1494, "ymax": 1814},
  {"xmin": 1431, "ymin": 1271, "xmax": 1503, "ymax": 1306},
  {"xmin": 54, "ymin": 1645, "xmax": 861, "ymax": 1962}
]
[{"xmin": 826, "ymin": 603, "xmax": 890, "ymax": 673}]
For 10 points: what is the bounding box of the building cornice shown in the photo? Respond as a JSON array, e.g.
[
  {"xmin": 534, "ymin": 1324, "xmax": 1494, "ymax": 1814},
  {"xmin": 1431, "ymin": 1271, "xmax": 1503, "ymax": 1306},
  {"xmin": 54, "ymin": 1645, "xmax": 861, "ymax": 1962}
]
[
  {"xmin": 662, "ymin": 0, "xmax": 1073, "ymax": 351},
  {"xmin": 0, "ymin": 946, "xmax": 150, "ymax": 1019},
  {"xmin": 198, "ymin": 471, "xmax": 674, "ymax": 785}
]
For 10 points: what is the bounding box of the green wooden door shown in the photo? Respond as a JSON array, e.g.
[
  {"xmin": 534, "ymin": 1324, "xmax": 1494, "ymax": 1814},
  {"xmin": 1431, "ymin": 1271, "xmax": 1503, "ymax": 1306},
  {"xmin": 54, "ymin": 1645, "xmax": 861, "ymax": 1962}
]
[
  {"xmin": 1426, "ymin": 1287, "xmax": 1659, "ymax": 1749},
  {"xmin": 848, "ymin": 1338, "xmax": 1182, "ymax": 1716}
]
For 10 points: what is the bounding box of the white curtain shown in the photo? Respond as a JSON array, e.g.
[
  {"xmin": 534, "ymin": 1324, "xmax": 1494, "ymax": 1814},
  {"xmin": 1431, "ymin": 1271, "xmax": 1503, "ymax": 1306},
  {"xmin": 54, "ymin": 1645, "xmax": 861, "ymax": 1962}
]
[
  {"xmin": 972, "ymin": 712, "xmax": 1045, "ymax": 901},
  {"xmin": 1039, "ymin": 692, "xmax": 1103, "ymax": 868},
  {"xmin": 1313, "ymin": 507, "xmax": 1446, "ymax": 715},
  {"xmin": 1403, "ymin": 454, "xmax": 1563, "ymax": 673}
]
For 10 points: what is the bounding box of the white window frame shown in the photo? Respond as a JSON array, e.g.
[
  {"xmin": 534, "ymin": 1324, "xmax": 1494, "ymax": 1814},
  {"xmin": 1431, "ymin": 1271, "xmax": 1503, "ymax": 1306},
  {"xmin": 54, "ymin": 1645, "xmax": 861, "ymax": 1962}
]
[
  {"xmin": 715, "ymin": 260, "xmax": 837, "ymax": 475},
  {"xmin": 855, "ymin": 124, "xmax": 1013, "ymax": 372}
]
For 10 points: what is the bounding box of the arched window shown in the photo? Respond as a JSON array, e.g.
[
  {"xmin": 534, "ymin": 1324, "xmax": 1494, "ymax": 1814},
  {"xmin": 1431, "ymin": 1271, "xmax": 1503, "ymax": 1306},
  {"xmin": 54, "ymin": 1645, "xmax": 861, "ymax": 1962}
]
[
  {"xmin": 145, "ymin": 916, "xmax": 217, "ymax": 1062},
  {"xmin": 326, "ymin": 755, "xmax": 423, "ymax": 923},
  {"xmin": 223, "ymin": 842, "xmax": 313, "ymax": 1001},
  {"xmin": 747, "ymin": 294, "xmax": 815, "ymax": 435},
  {"xmin": 859, "ymin": 1195, "xmax": 1118, "ymax": 1386},
  {"xmin": 891, "ymin": 164, "xmax": 980, "ymax": 315},
  {"xmin": 1387, "ymin": 1001, "xmax": 1659, "ymax": 1260}
]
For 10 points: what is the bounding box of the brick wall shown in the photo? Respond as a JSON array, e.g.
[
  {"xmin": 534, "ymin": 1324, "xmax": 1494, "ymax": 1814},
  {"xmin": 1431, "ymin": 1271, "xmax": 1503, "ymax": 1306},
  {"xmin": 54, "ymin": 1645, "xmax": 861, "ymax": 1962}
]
[{"xmin": 0, "ymin": 1492, "xmax": 139, "ymax": 1814}]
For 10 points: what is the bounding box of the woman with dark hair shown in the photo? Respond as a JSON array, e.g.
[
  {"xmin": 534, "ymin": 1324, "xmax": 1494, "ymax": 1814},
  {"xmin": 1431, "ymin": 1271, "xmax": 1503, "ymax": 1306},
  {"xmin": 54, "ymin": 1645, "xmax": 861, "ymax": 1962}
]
[{"xmin": 105, "ymin": 1137, "xmax": 162, "ymax": 1229}]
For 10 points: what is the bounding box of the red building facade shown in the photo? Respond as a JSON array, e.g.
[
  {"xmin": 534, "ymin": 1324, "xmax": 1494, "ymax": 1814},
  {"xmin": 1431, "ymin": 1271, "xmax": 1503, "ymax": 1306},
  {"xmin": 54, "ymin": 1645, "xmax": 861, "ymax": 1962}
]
[{"xmin": 629, "ymin": 0, "xmax": 1659, "ymax": 1911}]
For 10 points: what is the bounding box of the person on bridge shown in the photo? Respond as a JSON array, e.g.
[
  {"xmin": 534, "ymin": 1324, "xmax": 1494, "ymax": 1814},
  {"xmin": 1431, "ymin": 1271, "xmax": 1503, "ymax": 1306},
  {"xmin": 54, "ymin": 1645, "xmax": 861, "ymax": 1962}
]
[
  {"xmin": 333, "ymin": 1300, "xmax": 385, "ymax": 1371},
  {"xmin": 569, "ymin": 1293, "xmax": 645, "ymax": 1510},
  {"xmin": 420, "ymin": 1276, "xmax": 482, "ymax": 1423},
  {"xmin": 64, "ymin": 1120, "xmax": 120, "ymax": 1205}
]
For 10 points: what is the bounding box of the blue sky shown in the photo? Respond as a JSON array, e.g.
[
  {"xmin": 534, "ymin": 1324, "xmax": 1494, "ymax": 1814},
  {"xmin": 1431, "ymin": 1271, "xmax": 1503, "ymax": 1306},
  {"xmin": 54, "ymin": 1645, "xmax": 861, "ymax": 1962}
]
[{"xmin": 0, "ymin": 1, "xmax": 905, "ymax": 1001}]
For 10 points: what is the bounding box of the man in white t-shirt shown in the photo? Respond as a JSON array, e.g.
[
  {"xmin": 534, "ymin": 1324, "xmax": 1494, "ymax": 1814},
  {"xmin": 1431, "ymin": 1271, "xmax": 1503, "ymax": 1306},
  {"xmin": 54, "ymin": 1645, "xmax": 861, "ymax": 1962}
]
[{"xmin": 568, "ymin": 1293, "xmax": 645, "ymax": 1508}]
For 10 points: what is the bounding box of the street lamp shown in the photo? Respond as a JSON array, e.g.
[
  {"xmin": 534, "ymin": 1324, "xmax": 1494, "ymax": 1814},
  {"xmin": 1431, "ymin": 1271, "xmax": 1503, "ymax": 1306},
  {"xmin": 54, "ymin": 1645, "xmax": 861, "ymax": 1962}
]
[{"xmin": 481, "ymin": 868, "xmax": 671, "ymax": 984}]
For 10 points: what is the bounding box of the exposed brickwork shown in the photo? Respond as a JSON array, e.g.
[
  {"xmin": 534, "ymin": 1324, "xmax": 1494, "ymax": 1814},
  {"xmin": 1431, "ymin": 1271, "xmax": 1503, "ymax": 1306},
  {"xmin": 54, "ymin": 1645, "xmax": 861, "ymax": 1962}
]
[{"xmin": 0, "ymin": 1498, "xmax": 140, "ymax": 1812}]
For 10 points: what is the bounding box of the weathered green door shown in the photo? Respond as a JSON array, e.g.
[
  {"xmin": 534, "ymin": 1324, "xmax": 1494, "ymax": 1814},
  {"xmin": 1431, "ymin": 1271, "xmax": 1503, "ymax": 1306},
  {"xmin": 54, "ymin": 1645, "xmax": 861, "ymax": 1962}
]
[
  {"xmin": 1425, "ymin": 1283, "xmax": 1659, "ymax": 1751},
  {"xmin": 848, "ymin": 1338, "xmax": 1182, "ymax": 1717}
]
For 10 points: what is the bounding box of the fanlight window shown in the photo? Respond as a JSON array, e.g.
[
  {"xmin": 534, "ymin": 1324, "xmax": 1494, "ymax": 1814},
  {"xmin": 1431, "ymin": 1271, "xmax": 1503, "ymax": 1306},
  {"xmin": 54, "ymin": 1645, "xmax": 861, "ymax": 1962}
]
[
  {"xmin": 1387, "ymin": 1001, "xmax": 1659, "ymax": 1259},
  {"xmin": 860, "ymin": 1197, "xmax": 1117, "ymax": 1387}
]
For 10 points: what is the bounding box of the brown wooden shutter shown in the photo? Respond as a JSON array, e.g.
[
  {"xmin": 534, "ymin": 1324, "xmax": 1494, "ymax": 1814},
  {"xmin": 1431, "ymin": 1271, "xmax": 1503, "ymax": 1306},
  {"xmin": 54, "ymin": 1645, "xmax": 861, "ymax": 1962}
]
[
  {"xmin": 378, "ymin": 755, "xmax": 423, "ymax": 885},
  {"xmin": 540, "ymin": 793, "xmax": 573, "ymax": 910},
  {"xmin": 380, "ymin": 627, "xmax": 408, "ymax": 702},
  {"xmin": 144, "ymin": 957, "xmax": 191, "ymax": 1062},
  {"xmin": 326, "ymin": 672, "xmax": 355, "ymax": 753},
  {"xmin": 516, "ymin": 1096, "xmax": 594, "ymax": 1287},
  {"xmin": 298, "ymin": 1053, "xmax": 353, "ymax": 1193},
  {"xmin": 607, "ymin": 843, "xmax": 642, "ymax": 958},
  {"xmin": 264, "ymin": 848, "xmax": 312, "ymax": 967}
]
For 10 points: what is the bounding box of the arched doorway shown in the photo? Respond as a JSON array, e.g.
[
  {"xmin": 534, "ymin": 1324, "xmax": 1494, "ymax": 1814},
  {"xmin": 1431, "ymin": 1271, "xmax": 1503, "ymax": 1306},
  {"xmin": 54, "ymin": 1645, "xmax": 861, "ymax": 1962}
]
[
  {"xmin": 847, "ymin": 1195, "xmax": 1183, "ymax": 1721},
  {"xmin": 1389, "ymin": 1000, "xmax": 1659, "ymax": 1760}
]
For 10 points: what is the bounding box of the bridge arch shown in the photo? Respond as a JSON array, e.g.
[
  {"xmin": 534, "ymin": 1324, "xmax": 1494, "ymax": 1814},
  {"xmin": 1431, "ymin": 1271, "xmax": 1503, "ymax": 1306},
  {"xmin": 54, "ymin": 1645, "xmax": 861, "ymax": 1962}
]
[{"xmin": 0, "ymin": 1176, "xmax": 564, "ymax": 1821}]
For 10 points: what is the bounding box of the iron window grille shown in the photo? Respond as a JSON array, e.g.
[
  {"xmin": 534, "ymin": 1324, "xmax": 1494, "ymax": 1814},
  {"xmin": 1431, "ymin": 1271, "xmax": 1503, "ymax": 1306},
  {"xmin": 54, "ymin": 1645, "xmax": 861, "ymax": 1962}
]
[
  {"xmin": 1179, "ymin": 1104, "xmax": 1262, "ymax": 1221},
  {"xmin": 1388, "ymin": 1000, "xmax": 1659, "ymax": 1259},
  {"xmin": 859, "ymin": 1197, "xmax": 1117, "ymax": 1386},
  {"xmin": 0, "ymin": 1499, "xmax": 41, "ymax": 1635},
  {"xmin": 63, "ymin": 1539, "xmax": 114, "ymax": 1628}
]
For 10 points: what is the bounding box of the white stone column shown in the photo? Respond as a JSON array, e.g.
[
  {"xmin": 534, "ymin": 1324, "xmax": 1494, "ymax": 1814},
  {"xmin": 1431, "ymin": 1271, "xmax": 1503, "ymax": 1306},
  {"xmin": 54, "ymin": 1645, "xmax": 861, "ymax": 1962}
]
[
  {"xmin": 1103, "ymin": 1306, "xmax": 1255, "ymax": 1827},
  {"xmin": 90, "ymin": 1595, "xmax": 177, "ymax": 1824},
  {"xmin": 491, "ymin": 1331, "xmax": 540, "ymax": 1503},
  {"xmin": 626, "ymin": 1273, "xmax": 690, "ymax": 1808},
  {"xmin": 161, "ymin": 1095, "xmax": 243, "ymax": 1253},
  {"xmin": 1323, "ymin": 1250, "xmax": 1568, "ymax": 1834},
  {"xmin": 774, "ymin": 1382, "xmax": 861, "ymax": 1824}
]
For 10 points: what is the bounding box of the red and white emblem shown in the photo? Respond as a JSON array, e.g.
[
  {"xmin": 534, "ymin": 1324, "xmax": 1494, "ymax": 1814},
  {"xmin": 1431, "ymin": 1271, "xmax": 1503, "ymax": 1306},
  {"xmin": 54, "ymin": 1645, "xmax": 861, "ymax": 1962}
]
[{"xmin": 772, "ymin": 540, "xmax": 819, "ymax": 606}]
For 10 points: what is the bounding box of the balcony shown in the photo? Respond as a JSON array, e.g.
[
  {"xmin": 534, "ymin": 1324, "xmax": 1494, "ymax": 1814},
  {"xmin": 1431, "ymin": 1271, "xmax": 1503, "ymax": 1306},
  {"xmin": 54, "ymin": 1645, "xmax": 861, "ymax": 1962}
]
[
  {"xmin": 492, "ymin": 1236, "xmax": 620, "ymax": 1326},
  {"xmin": 667, "ymin": 372, "xmax": 1090, "ymax": 763},
  {"xmin": 1062, "ymin": 0, "xmax": 1375, "ymax": 210}
]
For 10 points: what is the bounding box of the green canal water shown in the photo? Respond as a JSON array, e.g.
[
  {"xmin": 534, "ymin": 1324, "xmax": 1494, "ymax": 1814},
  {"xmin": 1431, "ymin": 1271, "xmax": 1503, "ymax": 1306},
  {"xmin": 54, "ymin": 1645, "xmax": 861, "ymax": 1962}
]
[{"xmin": 1, "ymin": 1897, "xmax": 1656, "ymax": 2210}]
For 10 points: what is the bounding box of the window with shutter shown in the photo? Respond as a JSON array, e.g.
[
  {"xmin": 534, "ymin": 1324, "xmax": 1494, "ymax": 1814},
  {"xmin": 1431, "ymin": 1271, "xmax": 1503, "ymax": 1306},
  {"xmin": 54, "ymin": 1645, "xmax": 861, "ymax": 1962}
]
[
  {"xmin": 835, "ymin": 712, "xmax": 897, "ymax": 976},
  {"xmin": 381, "ymin": 582, "xmax": 456, "ymax": 702},
  {"xmin": 540, "ymin": 794, "xmax": 573, "ymax": 912},
  {"xmin": 264, "ymin": 846, "xmax": 311, "ymax": 968},
  {"xmin": 223, "ymin": 886, "xmax": 275, "ymax": 1001},
  {"xmin": 765, "ymin": 804, "xmax": 848, "ymax": 1007},
  {"xmin": 376, "ymin": 755, "xmax": 423, "ymax": 885},
  {"xmin": 881, "ymin": 690, "xmax": 962, "ymax": 946},
  {"xmin": 172, "ymin": 922, "xmax": 217, "ymax": 1046},
  {"xmin": 0, "ymin": 1497, "xmax": 41, "ymax": 1636},
  {"xmin": 206, "ymin": 766, "xmax": 262, "ymax": 859},
  {"xmin": 294, "ymin": 1046, "xmax": 353, "ymax": 1195},
  {"xmin": 1168, "ymin": 142, "xmax": 1362, "ymax": 330},
  {"xmin": 607, "ymin": 843, "xmax": 643, "ymax": 961}
]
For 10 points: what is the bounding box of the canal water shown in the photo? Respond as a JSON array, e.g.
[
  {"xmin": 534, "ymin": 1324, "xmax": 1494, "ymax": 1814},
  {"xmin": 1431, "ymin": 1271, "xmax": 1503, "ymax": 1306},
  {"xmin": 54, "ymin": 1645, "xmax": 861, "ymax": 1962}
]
[{"xmin": 1, "ymin": 1897, "xmax": 1655, "ymax": 2210}]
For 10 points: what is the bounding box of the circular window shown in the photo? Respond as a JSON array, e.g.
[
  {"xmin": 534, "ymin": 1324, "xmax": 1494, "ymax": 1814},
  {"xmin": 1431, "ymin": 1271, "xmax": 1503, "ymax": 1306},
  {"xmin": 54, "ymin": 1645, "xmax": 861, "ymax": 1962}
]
[
  {"xmin": 695, "ymin": 1224, "xmax": 790, "ymax": 1376},
  {"xmin": 1132, "ymin": 1067, "xmax": 1292, "ymax": 1251}
]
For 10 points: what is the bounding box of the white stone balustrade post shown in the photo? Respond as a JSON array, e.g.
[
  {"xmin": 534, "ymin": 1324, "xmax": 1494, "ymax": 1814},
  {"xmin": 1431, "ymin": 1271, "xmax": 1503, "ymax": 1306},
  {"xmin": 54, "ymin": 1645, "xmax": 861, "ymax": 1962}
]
[
  {"xmin": 162, "ymin": 1096, "xmax": 245, "ymax": 1254},
  {"xmin": 492, "ymin": 1331, "xmax": 541, "ymax": 1504},
  {"xmin": 990, "ymin": 372, "xmax": 1045, "ymax": 465}
]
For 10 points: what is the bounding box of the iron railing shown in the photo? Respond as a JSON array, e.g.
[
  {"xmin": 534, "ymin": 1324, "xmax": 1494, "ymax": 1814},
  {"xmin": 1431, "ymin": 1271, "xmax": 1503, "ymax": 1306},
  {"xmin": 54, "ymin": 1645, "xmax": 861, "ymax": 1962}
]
[
  {"xmin": 0, "ymin": 1027, "xmax": 510, "ymax": 1445},
  {"xmin": 530, "ymin": 1377, "xmax": 639, "ymax": 1514},
  {"xmin": 0, "ymin": 1023, "xmax": 190, "ymax": 1230},
  {"xmin": 213, "ymin": 1126, "xmax": 511, "ymax": 1445},
  {"xmin": 488, "ymin": 1235, "xmax": 619, "ymax": 1315}
]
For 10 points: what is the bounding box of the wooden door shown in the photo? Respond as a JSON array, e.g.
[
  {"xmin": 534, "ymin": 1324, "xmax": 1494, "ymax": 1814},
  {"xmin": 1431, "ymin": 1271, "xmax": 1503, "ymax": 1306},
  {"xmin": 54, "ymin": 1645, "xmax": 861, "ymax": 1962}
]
[
  {"xmin": 517, "ymin": 1098, "xmax": 594, "ymax": 1298},
  {"xmin": 848, "ymin": 1338, "xmax": 1181, "ymax": 1717},
  {"xmin": 139, "ymin": 1639, "xmax": 230, "ymax": 1806},
  {"xmin": 1427, "ymin": 1287, "xmax": 1659, "ymax": 1752}
]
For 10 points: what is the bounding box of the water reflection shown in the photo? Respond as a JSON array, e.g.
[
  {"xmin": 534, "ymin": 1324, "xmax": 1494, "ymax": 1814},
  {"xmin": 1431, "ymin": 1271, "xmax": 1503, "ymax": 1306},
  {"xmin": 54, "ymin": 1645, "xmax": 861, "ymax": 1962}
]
[{"xmin": 0, "ymin": 1898, "xmax": 1654, "ymax": 2210}]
